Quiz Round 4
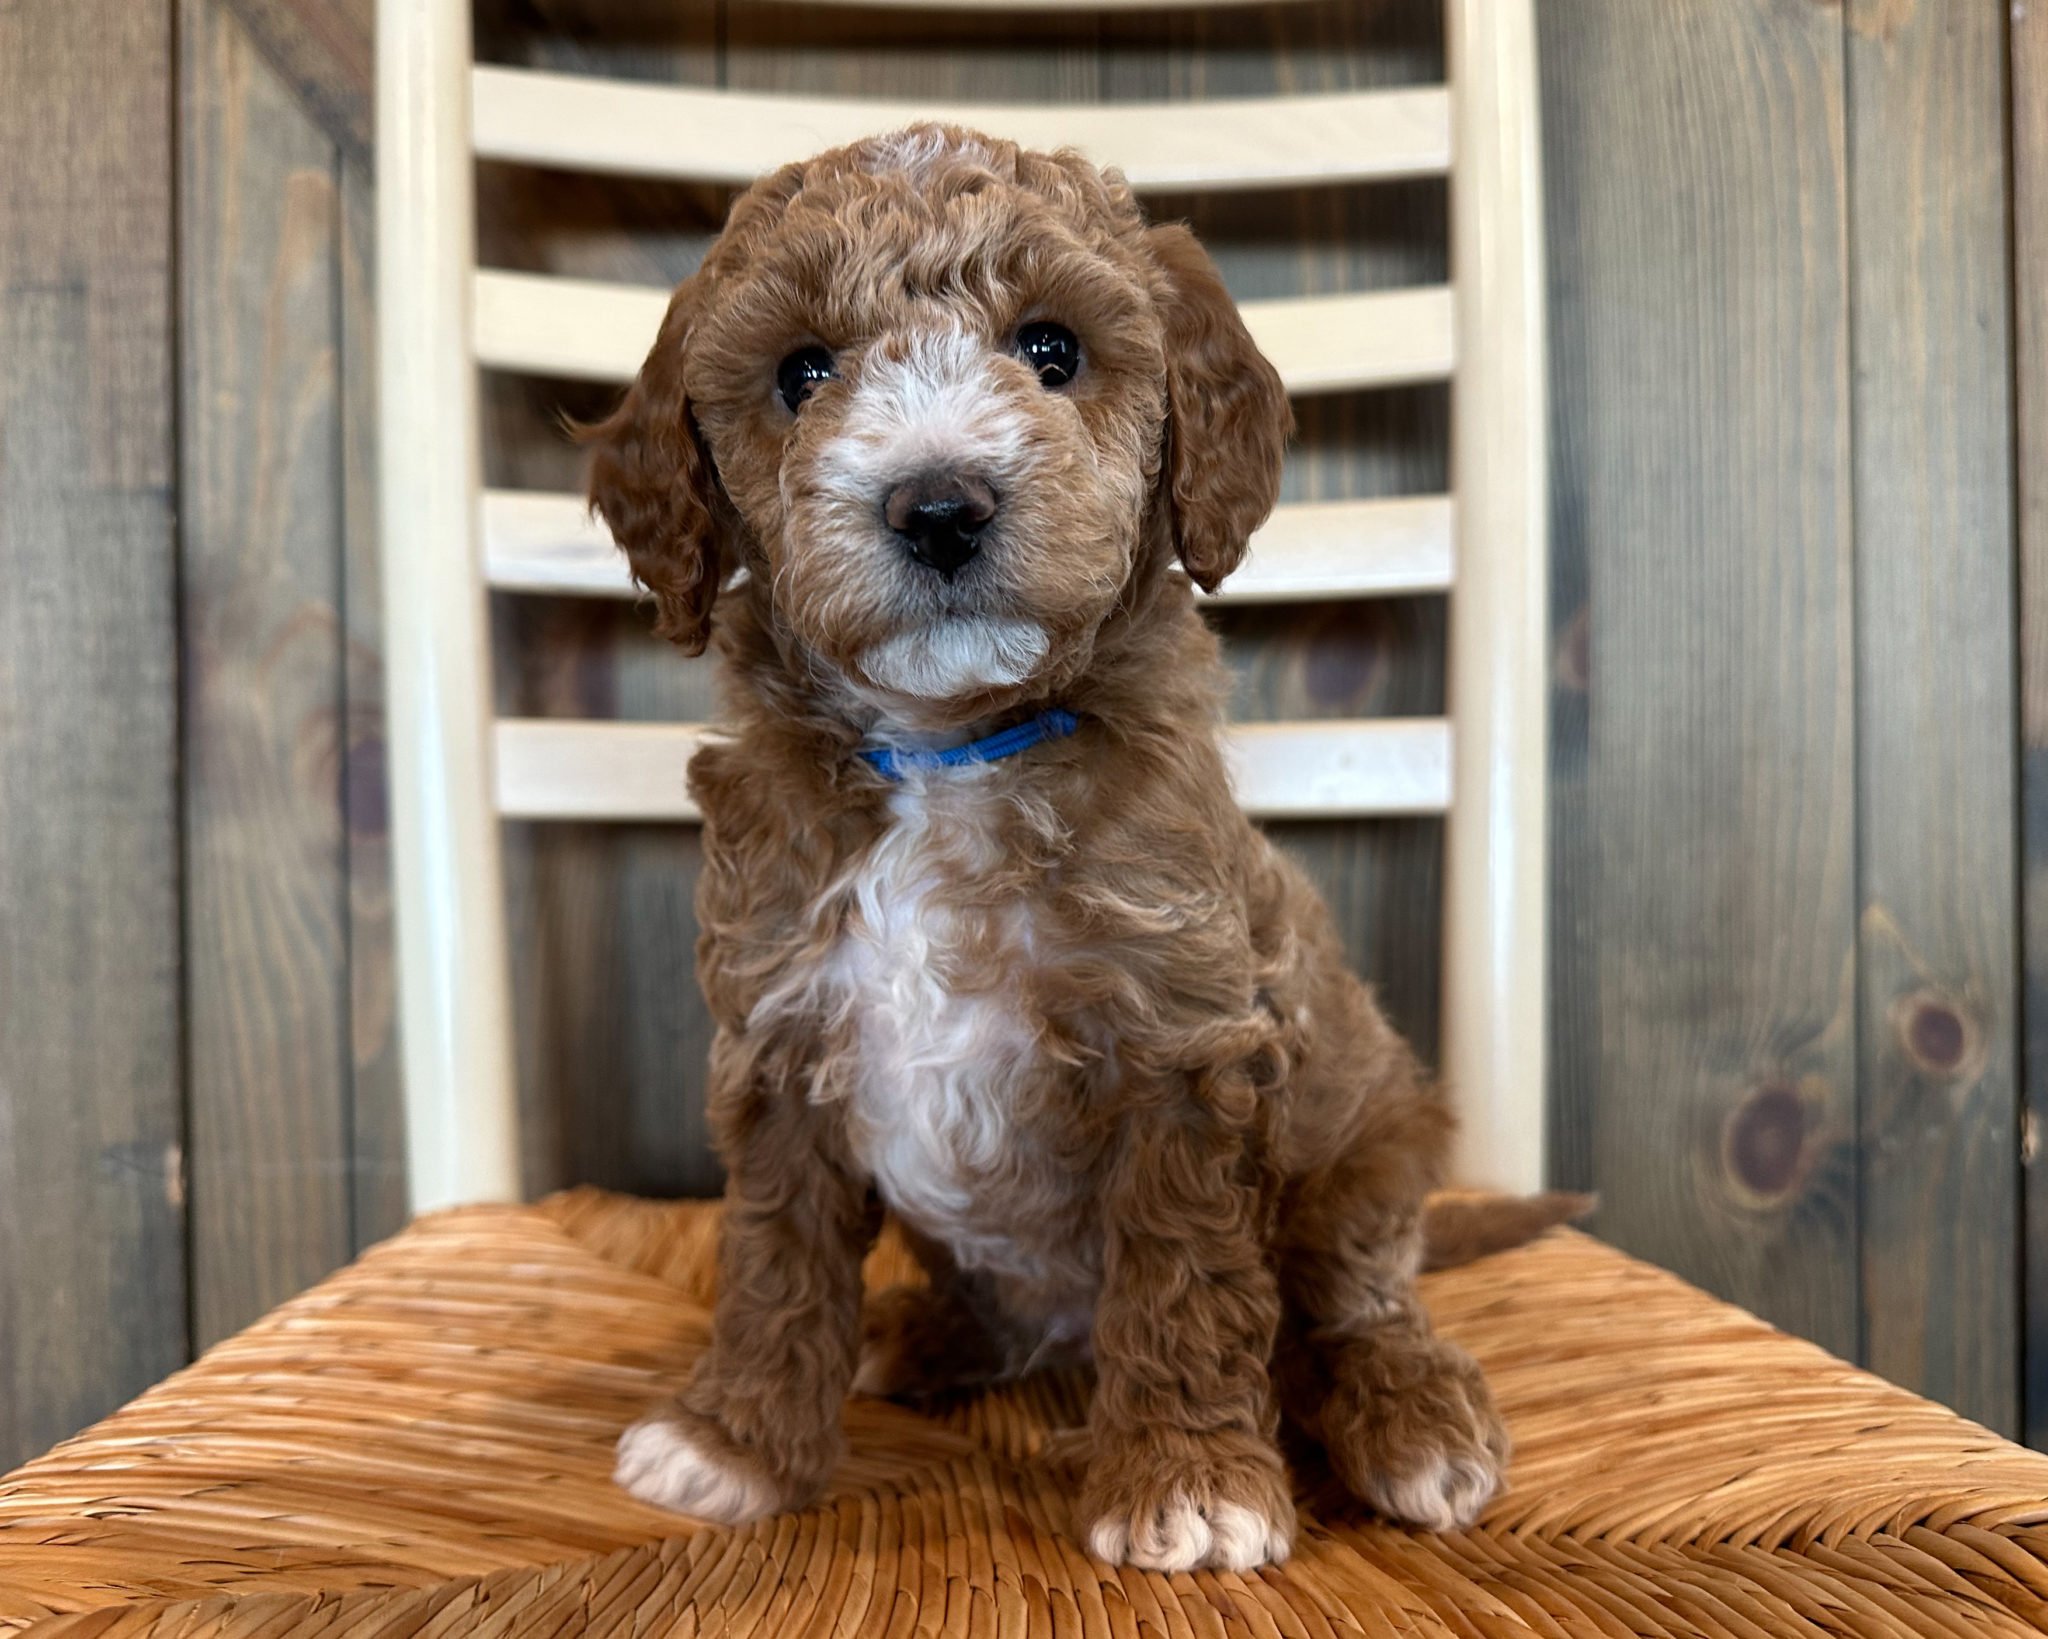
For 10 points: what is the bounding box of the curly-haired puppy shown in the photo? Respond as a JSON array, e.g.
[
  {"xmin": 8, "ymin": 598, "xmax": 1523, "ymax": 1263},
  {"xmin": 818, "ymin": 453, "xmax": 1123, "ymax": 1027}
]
[{"xmin": 587, "ymin": 124, "xmax": 1518, "ymax": 1573}]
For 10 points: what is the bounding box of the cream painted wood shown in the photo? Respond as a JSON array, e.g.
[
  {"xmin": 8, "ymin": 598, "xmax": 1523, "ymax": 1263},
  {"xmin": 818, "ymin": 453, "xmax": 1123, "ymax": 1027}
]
[
  {"xmin": 1222, "ymin": 718, "xmax": 1453, "ymax": 819},
  {"xmin": 376, "ymin": 0, "xmax": 521, "ymax": 1212},
  {"xmin": 480, "ymin": 490, "xmax": 617, "ymax": 597},
  {"xmin": 495, "ymin": 717, "xmax": 1452, "ymax": 823},
  {"xmin": 471, "ymin": 67, "xmax": 1450, "ymax": 194},
  {"xmin": 495, "ymin": 721, "xmax": 710, "ymax": 822},
  {"xmin": 481, "ymin": 489, "xmax": 1455, "ymax": 603},
  {"xmin": 1246, "ymin": 287, "xmax": 1458, "ymax": 395},
  {"xmin": 470, "ymin": 269, "xmax": 1457, "ymax": 396},
  {"xmin": 1225, "ymin": 497, "xmax": 1456, "ymax": 601},
  {"xmin": 1441, "ymin": 0, "xmax": 1550, "ymax": 1194}
]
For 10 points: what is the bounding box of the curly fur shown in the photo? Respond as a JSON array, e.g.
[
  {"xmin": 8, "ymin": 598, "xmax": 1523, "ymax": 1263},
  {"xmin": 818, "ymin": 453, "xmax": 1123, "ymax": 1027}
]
[{"xmin": 588, "ymin": 125, "xmax": 1523, "ymax": 1572}]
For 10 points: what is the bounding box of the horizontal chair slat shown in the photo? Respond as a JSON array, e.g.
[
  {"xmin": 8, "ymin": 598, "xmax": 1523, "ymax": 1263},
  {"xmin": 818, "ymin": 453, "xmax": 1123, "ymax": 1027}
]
[
  {"xmin": 1224, "ymin": 719, "xmax": 1451, "ymax": 819},
  {"xmin": 482, "ymin": 490, "xmax": 1456, "ymax": 603},
  {"xmin": 472, "ymin": 270, "xmax": 1455, "ymax": 396},
  {"xmin": 471, "ymin": 66, "xmax": 1450, "ymax": 194},
  {"xmin": 495, "ymin": 717, "xmax": 1451, "ymax": 822},
  {"xmin": 1224, "ymin": 496, "xmax": 1456, "ymax": 601}
]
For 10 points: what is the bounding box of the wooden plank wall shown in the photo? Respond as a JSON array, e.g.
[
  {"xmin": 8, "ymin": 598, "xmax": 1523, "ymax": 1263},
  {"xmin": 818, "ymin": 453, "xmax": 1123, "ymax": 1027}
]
[
  {"xmin": 0, "ymin": 0, "xmax": 190, "ymax": 1467},
  {"xmin": 2, "ymin": 0, "xmax": 2044, "ymax": 1469},
  {"xmin": 181, "ymin": 0, "xmax": 358, "ymax": 1345},
  {"xmin": 1541, "ymin": 0, "xmax": 1862, "ymax": 1365},
  {"xmin": 1843, "ymin": 0, "xmax": 2017, "ymax": 1430},
  {"xmin": 173, "ymin": 0, "xmax": 404, "ymax": 1345},
  {"xmin": 1541, "ymin": 0, "xmax": 2024, "ymax": 1434}
]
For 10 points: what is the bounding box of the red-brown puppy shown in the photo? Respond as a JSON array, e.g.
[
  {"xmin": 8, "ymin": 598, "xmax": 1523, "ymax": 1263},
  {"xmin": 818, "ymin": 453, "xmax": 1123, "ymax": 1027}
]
[{"xmin": 586, "ymin": 124, "xmax": 1508, "ymax": 1573}]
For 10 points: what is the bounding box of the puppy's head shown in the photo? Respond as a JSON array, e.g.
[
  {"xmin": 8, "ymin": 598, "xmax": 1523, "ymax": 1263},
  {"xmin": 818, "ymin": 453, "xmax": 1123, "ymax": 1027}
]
[{"xmin": 584, "ymin": 125, "xmax": 1289, "ymax": 725}]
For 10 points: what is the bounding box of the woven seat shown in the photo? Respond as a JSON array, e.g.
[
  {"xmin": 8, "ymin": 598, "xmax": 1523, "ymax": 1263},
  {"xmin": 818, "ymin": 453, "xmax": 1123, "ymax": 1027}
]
[{"xmin": 3, "ymin": 1194, "xmax": 2046, "ymax": 1636}]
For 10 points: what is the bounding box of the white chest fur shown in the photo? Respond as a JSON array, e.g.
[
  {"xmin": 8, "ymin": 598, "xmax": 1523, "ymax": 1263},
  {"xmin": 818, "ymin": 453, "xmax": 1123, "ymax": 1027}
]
[{"xmin": 808, "ymin": 767, "xmax": 1052, "ymax": 1276}]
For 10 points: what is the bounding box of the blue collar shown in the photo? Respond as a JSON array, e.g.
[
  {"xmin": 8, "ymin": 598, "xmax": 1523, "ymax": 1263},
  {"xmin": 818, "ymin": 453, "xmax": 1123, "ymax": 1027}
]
[{"xmin": 858, "ymin": 708, "xmax": 1080, "ymax": 783}]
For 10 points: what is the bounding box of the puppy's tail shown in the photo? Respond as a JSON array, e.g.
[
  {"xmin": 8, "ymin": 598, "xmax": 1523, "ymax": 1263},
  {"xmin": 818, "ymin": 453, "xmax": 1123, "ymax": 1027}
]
[{"xmin": 1421, "ymin": 1191, "xmax": 1595, "ymax": 1271}]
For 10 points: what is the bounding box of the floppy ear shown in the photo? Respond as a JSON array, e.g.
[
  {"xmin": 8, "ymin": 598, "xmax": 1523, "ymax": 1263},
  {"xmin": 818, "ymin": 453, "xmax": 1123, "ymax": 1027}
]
[
  {"xmin": 1145, "ymin": 224, "xmax": 1292, "ymax": 592},
  {"xmin": 579, "ymin": 276, "xmax": 726, "ymax": 653}
]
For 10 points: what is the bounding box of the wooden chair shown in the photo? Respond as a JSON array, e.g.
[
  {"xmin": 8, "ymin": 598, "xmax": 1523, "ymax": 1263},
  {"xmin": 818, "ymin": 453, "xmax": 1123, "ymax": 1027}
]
[{"xmin": 3, "ymin": 4, "xmax": 2046, "ymax": 1635}]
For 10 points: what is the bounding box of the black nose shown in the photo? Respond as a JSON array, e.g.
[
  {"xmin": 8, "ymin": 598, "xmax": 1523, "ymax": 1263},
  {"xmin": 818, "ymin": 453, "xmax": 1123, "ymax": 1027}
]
[{"xmin": 885, "ymin": 475, "xmax": 998, "ymax": 579}]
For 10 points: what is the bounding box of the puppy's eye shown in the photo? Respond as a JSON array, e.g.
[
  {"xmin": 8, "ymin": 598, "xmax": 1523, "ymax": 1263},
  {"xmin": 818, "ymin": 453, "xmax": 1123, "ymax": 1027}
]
[
  {"xmin": 776, "ymin": 345, "xmax": 836, "ymax": 412},
  {"xmin": 1017, "ymin": 322, "xmax": 1081, "ymax": 388}
]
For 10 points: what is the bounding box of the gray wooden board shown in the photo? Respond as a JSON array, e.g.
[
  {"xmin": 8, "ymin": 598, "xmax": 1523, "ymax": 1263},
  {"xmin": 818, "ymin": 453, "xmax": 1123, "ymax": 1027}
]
[
  {"xmin": 179, "ymin": 0, "xmax": 357, "ymax": 1347},
  {"xmin": 1537, "ymin": 0, "xmax": 1861, "ymax": 1357},
  {"xmin": 0, "ymin": 0, "xmax": 190, "ymax": 1466},
  {"xmin": 219, "ymin": 0, "xmax": 373, "ymax": 159},
  {"xmin": 340, "ymin": 152, "xmax": 410, "ymax": 1247},
  {"xmin": 1846, "ymin": 0, "xmax": 2020, "ymax": 1436}
]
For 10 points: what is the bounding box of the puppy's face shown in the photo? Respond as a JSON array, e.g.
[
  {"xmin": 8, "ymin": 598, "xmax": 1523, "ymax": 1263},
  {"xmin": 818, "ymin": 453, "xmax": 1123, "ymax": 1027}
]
[{"xmin": 586, "ymin": 126, "xmax": 1289, "ymax": 727}]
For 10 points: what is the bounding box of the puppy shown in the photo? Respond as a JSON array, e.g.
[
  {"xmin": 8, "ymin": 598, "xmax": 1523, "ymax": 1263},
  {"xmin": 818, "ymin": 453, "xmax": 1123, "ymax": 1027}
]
[{"xmin": 587, "ymin": 124, "xmax": 1512, "ymax": 1574}]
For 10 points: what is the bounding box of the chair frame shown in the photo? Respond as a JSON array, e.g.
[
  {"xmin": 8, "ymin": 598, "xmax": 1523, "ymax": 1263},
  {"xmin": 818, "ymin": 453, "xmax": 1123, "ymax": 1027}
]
[{"xmin": 374, "ymin": 0, "xmax": 1548, "ymax": 1210}]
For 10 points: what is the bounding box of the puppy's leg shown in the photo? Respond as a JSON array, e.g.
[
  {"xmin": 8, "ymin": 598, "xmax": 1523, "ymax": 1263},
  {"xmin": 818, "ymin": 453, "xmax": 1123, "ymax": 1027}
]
[
  {"xmin": 616, "ymin": 1086, "xmax": 875, "ymax": 1524},
  {"xmin": 1276, "ymin": 1166, "xmax": 1508, "ymax": 1532},
  {"xmin": 1079, "ymin": 1086, "xmax": 1295, "ymax": 1575}
]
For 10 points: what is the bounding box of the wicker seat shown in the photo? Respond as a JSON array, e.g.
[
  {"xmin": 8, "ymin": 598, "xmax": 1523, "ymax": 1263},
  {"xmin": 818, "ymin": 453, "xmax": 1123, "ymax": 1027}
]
[{"xmin": 4, "ymin": 1193, "xmax": 2045, "ymax": 1637}]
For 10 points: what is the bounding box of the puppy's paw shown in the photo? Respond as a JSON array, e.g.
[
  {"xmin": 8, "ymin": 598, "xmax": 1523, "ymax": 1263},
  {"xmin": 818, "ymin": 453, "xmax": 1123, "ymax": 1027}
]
[
  {"xmin": 1080, "ymin": 1434, "xmax": 1295, "ymax": 1574},
  {"xmin": 1087, "ymin": 1496, "xmax": 1291, "ymax": 1576},
  {"xmin": 1320, "ymin": 1334, "xmax": 1508, "ymax": 1532},
  {"xmin": 614, "ymin": 1406, "xmax": 781, "ymax": 1524}
]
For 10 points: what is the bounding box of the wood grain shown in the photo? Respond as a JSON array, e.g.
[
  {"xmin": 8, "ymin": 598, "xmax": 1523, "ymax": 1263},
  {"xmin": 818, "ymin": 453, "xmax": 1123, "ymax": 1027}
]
[
  {"xmin": 0, "ymin": 0, "xmax": 189, "ymax": 1467},
  {"xmin": 340, "ymin": 153, "xmax": 408, "ymax": 1245},
  {"xmin": 221, "ymin": 0, "xmax": 372, "ymax": 158},
  {"xmin": 1538, "ymin": 0, "xmax": 1860, "ymax": 1356},
  {"xmin": 1846, "ymin": 0, "xmax": 2018, "ymax": 1437},
  {"xmin": 180, "ymin": 0, "xmax": 355, "ymax": 1345},
  {"xmin": 1544, "ymin": 234, "xmax": 1595, "ymax": 1191},
  {"xmin": 2014, "ymin": 0, "xmax": 2048, "ymax": 1452}
]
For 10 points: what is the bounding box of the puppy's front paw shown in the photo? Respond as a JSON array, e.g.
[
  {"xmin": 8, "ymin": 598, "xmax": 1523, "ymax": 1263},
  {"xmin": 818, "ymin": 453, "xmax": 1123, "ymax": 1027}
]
[
  {"xmin": 1320, "ymin": 1334, "xmax": 1508, "ymax": 1531},
  {"xmin": 1080, "ymin": 1434, "xmax": 1295, "ymax": 1574},
  {"xmin": 614, "ymin": 1405, "xmax": 782, "ymax": 1524}
]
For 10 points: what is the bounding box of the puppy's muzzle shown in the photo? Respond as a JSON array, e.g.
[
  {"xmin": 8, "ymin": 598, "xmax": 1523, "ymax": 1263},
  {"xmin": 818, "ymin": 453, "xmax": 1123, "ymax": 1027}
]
[{"xmin": 885, "ymin": 474, "xmax": 998, "ymax": 581}]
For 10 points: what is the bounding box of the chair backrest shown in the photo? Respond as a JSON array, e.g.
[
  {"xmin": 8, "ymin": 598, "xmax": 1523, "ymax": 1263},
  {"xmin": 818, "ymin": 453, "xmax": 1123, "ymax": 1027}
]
[{"xmin": 375, "ymin": 0, "xmax": 1548, "ymax": 1211}]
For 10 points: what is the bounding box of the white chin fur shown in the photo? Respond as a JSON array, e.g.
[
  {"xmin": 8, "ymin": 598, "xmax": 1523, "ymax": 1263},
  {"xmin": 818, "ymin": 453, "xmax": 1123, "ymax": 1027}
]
[
  {"xmin": 614, "ymin": 1415, "xmax": 778, "ymax": 1524},
  {"xmin": 1089, "ymin": 1496, "xmax": 1292, "ymax": 1575},
  {"xmin": 859, "ymin": 618, "xmax": 1048, "ymax": 701}
]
